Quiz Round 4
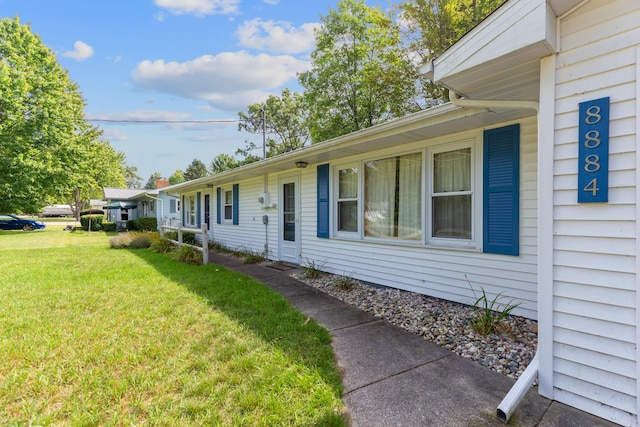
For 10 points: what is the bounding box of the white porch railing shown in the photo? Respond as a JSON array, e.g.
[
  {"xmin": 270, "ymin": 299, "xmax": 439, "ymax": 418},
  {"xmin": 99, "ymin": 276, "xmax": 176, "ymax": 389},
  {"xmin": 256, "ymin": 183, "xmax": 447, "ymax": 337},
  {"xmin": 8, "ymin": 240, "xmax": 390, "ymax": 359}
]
[{"xmin": 159, "ymin": 223, "xmax": 209, "ymax": 265}]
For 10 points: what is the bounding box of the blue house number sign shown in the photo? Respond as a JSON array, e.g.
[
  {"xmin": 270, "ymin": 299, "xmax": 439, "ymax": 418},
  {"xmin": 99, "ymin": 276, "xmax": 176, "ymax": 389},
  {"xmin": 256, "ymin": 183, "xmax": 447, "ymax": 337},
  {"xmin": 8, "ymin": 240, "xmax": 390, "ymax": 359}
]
[{"xmin": 578, "ymin": 97, "xmax": 610, "ymax": 203}]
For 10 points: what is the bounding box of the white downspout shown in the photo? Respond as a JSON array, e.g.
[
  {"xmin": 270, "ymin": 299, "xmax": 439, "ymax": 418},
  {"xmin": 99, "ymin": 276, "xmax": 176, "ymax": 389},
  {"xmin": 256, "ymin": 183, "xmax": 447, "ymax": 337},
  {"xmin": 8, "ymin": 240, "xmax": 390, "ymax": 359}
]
[
  {"xmin": 497, "ymin": 353, "xmax": 539, "ymax": 423},
  {"xmin": 449, "ymin": 90, "xmax": 541, "ymax": 423}
]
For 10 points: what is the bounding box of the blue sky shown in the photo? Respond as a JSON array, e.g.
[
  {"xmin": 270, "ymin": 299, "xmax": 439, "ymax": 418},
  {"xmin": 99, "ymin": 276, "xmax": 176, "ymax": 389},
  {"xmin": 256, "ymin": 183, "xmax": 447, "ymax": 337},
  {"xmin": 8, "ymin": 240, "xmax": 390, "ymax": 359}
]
[{"xmin": 1, "ymin": 0, "xmax": 360, "ymax": 184}]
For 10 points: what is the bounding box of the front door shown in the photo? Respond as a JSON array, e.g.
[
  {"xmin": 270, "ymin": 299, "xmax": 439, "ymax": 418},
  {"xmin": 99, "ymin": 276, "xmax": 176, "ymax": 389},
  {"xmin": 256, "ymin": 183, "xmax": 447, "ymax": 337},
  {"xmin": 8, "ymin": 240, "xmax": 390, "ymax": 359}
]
[{"xmin": 278, "ymin": 175, "xmax": 300, "ymax": 264}]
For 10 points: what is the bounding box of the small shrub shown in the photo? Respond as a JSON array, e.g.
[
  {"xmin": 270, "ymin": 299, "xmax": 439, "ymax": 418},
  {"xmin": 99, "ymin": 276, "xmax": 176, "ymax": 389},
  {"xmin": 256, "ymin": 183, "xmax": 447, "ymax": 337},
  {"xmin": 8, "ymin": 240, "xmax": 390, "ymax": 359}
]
[
  {"xmin": 128, "ymin": 234, "xmax": 152, "ymax": 249},
  {"xmin": 126, "ymin": 219, "xmax": 138, "ymax": 231},
  {"xmin": 176, "ymin": 245, "xmax": 202, "ymax": 265},
  {"xmin": 109, "ymin": 233, "xmax": 133, "ymax": 249},
  {"xmin": 137, "ymin": 217, "xmax": 157, "ymax": 231},
  {"xmin": 151, "ymin": 238, "xmax": 174, "ymax": 254},
  {"xmin": 80, "ymin": 215, "xmax": 104, "ymax": 231},
  {"xmin": 302, "ymin": 258, "xmax": 325, "ymax": 279},
  {"xmin": 164, "ymin": 231, "xmax": 178, "ymax": 241},
  {"xmin": 102, "ymin": 221, "xmax": 117, "ymax": 232}
]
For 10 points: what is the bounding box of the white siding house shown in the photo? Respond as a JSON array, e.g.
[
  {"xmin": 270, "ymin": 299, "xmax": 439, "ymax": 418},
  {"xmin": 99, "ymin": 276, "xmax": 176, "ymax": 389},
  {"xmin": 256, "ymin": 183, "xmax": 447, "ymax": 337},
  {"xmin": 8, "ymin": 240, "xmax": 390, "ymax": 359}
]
[{"xmin": 168, "ymin": 0, "xmax": 640, "ymax": 424}]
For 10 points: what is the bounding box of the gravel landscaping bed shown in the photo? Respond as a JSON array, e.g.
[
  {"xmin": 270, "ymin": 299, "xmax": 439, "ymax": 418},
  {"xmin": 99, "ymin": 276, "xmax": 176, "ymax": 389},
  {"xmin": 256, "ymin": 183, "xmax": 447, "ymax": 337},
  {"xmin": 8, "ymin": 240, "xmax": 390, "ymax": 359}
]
[{"xmin": 291, "ymin": 270, "xmax": 538, "ymax": 381}]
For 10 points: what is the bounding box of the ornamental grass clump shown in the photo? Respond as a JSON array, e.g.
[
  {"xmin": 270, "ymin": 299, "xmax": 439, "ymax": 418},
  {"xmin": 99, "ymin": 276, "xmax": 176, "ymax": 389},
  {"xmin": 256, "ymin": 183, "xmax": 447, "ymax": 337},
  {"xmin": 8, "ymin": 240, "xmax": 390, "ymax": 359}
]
[
  {"xmin": 469, "ymin": 284, "xmax": 521, "ymax": 336},
  {"xmin": 175, "ymin": 245, "xmax": 202, "ymax": 265},
  {"xmin": 109, "ymin": 233, "xmax": 132, "ymax": 249},
  {"xmin": 151, "ymin": 238, "xmax": 174, "ymax": 254},
  {"xmin": 302, "ymin": 258, "xmax": 325, "ymax": 279},
  {"xmin": 128, "ymin": 233, "xmax": 152, "ymax": 249},
  {"xmin": 242, "ymin": 251, "xmax": 265, "ymax": 264},
  {"xmin": 334, "ymin": 273, "xmax": 356, "ymax": 290}
]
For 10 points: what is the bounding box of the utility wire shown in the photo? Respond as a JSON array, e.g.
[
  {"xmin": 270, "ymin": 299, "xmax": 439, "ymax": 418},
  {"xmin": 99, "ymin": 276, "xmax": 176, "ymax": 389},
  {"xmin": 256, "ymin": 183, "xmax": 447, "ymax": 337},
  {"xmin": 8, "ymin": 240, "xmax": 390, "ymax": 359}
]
[{"xmin": 86, "ymin": 118, "xmax": 243, "ymax": 124}]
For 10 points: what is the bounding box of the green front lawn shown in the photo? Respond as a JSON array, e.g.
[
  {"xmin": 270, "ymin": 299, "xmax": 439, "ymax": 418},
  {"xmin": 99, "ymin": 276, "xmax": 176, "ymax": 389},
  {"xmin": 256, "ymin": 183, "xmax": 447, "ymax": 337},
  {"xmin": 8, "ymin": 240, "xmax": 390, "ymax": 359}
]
[{"xmin": 0, "ymin": 228, "xmax": 345, "ymax": 426}]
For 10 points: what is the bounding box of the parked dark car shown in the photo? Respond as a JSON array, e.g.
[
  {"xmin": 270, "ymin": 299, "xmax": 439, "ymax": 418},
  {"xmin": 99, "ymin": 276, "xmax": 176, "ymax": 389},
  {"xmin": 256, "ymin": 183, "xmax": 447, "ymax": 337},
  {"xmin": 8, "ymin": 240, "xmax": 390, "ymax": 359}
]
[{"xmin": 0, "ymin": 214, "xmax": 46, "ymax": 231}]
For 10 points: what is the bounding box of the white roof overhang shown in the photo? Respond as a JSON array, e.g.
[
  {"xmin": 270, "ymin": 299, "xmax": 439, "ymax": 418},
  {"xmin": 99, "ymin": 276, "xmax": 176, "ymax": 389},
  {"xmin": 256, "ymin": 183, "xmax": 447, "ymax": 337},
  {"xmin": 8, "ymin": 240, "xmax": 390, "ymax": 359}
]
[
  {"xmin": 172, "ymin": 103, "xmax": 536, "ymax": 194},
  {"xmin": 432, "ymin": 0, "xmax": 563, "ymax": 102}
]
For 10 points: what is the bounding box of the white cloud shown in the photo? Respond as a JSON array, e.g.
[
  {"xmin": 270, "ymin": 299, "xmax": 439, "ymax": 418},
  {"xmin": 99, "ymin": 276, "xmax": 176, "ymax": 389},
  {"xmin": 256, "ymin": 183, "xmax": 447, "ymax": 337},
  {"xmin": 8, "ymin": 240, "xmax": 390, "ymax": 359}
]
[
  {"xmin": 236, "ymin": 19, "xmax": 319, "ymax": 54},
  {"xmin": 154, "ymin": 0, "xmax": 239, "ymax": 16},
  {"xmin": 87, "ymin": 110, "xmax": 192, "ymax": 122},
  {"xmin": 101, "ymin": 128, "xmax": 128, "ymax": 142},
  {"xmin": 62, "ymin": 41, "xmax": 94, "ymax": 61},
  {"xmin": 131, "ymin": 51, "xmax": 310, "ymax": 110},
  {"xmin": 106, "ymin": 55, "xmax": 122, "ymax": 64},
  {"xmin": 263, "ymin": 0, "xmax": 279, "ymax": 4}
]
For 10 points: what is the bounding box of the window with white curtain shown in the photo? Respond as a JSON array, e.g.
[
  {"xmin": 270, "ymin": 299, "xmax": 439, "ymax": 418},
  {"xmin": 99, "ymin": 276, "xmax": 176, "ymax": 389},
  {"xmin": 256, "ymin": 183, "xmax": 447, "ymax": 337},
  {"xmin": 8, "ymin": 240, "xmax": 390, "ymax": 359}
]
[
  {"xmin": 331, "ymin": 142, "xmax": 475, "ymax": 244},
  {"xmin": 431, "ymin": 146, "xmax": 472, "ymax": 239},
  {"xmin": 364, "ymin": 152, "xmax": 422, "ymax": 240},
  {"xmin": 337, "ymin": 166, "xmax": 358, "ymax": 232}
]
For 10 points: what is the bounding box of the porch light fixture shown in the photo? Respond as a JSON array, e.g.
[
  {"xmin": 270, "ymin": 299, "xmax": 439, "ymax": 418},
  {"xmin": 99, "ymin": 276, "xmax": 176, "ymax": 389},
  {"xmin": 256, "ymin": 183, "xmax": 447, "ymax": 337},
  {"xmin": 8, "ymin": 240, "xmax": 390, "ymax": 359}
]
[{"xmin": 295, "ymin": 161, "xmax": 308, "ymax": 169}]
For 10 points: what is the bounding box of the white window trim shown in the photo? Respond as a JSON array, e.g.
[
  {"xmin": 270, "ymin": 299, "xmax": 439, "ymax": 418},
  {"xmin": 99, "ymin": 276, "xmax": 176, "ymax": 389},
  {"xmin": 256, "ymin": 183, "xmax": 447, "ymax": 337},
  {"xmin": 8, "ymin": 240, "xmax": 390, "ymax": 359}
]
[
  {"xmin": 426, "ymin": 138, "xmax": 481, "ymax": 249},
  {"xmin": 184, "ymin": 194, "xmax": 197, "ymax": 227},
  {"xmin": 330, "ymin": 137, "xmax": 483, "ymax": 250},
  {"xmin": 222, "ymin": 187, "xmax": 234, "ymax": 223},
  {"xmin": 333, "ymin": 162, "xmax": 361, "ymax": 238}
]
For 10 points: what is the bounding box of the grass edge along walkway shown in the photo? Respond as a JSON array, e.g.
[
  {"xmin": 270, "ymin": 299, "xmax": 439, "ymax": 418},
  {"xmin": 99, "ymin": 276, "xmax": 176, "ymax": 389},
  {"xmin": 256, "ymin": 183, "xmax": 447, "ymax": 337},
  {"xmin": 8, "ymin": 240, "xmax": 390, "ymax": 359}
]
[{"xmin": 0, "ymin": 228, "xmax": 345, "ymax": 426}]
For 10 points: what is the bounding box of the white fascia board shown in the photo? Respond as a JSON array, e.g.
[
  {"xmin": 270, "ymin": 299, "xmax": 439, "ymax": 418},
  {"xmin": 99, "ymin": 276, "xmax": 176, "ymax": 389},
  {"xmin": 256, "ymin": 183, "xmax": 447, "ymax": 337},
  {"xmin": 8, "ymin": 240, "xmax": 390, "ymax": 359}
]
[{"xmin": 434, "ymin": 0, "xmax": 555, "ymax": 87}]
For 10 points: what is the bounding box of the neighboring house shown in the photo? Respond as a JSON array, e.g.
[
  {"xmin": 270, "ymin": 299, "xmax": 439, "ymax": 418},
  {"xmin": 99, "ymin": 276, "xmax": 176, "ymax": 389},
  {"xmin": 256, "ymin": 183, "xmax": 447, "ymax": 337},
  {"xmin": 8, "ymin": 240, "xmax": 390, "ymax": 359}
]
[
  {"xmin": 103, "ymin": 178, "xmax": 181, "ymax": 228},
  {"xmin": 102, "ymin": 187, "xmax": 145, "ymax": 223},
  {"xmin": 167, "ymin": 0, "xmax": 640, "ymax": 424}
]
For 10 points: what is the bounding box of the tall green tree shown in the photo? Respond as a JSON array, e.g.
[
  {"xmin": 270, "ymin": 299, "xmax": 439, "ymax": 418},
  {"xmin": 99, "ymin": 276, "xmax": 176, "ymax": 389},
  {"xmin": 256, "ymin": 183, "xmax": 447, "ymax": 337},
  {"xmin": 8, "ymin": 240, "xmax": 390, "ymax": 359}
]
[
  {"xmin": 0, "ymin": 17, "xmax": 124, "ymax": 213},
  {"xmin": 397, "ymin": 0, "xmax": 505, "ymax": 101},
  {"xmin": 183, "ymin": 159, "xmax": 208, "ymax": 181},
  {"xmin": 299, "ymin": 0, "xmax": 420, "ymax": 142},
  {"xmin": 210, "ymin": 153, "xmax": 239, "ymax": 174},
  {"xmin": 66, "ymin": 139, "xmax": 126, "ymax": 219},
  {"xmin": 168, "ymin": 170, "xmax": 185, "ymax": 185},
  {"xmin": 124, "ymin": 165, "xmax": 143, "ymax": 189},
  {"xmin": 237, "ymin": 89, "xmax": 310, "ymax": 157},
  {"xmin": 144, "ymin": 172, "xmax": 162, "ymax": 190}
]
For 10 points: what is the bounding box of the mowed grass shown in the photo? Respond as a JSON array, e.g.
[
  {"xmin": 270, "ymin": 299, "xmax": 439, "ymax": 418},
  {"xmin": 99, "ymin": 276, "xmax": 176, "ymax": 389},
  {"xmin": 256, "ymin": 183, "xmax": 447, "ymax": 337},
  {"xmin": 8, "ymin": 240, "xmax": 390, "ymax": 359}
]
[{"xmin": 0, "ymin": 227, "xmax": 345, "ymax": 426}]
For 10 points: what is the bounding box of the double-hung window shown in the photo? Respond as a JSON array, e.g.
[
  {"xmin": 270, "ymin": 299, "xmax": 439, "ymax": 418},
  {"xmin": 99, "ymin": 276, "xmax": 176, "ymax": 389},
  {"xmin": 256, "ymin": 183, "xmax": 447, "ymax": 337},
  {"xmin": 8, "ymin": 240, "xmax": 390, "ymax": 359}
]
[
  {"xmin": 337, "ymin": 166, "xmax": 359, "ymax": 233},
  {"xmin": 224, "ymin": 189, "xmax": 233, "ymax": 221},
  {"xmin": 184, "ymin": 195, "xmax": 196, "ymax": 226},
  {"xmin": 216, "ymin": 184, "xmax": 239, "ymax": 226},
  {"xmin": 431, "ymin": 146, "xmax": 473, "ymax": 240}
]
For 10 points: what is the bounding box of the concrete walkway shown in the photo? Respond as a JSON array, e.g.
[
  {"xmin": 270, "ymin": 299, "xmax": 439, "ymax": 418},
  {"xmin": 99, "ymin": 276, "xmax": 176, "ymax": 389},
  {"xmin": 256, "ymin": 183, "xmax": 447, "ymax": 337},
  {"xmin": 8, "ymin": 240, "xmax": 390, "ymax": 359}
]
[{"xmin": 208, "ymin": 252, "xmax": 618, "ymax": 427}]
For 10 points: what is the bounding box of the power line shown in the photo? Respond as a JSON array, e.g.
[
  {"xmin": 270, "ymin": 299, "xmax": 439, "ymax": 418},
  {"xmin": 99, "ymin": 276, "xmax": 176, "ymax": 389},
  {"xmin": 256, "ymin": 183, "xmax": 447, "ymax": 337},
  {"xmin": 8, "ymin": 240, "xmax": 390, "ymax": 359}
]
[{"xmin": 86, "ymin": 118, "xmax": 242, "ymax": 124}]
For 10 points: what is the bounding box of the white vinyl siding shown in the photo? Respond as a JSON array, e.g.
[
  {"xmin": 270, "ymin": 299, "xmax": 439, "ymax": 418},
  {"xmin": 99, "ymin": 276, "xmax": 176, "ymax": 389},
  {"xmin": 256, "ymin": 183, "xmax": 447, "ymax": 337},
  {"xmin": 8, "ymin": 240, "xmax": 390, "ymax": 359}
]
[
  {"xmin": 211, "ymin": 177, "xmax": 272, "ymax": 256},
  {"xmin": 551, "ymin": 0, "xmax": 640, "ymax": 424},
  {"xmin": 302, "ymin": 119, "xmax": 538, "ymax": 319}
]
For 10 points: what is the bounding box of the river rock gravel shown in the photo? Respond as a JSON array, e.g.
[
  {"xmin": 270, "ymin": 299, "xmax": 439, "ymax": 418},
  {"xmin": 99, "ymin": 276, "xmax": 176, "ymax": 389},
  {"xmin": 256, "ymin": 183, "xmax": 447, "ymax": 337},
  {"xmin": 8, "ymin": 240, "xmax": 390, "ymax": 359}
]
[{"xmin": 291, "ymin": 270, "xmax": 538, "ymax": 381}]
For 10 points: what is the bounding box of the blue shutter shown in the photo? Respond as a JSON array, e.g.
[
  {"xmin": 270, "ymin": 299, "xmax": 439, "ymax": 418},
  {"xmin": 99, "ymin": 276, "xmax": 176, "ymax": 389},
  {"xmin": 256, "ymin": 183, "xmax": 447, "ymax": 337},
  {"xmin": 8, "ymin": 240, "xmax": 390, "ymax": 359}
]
[
  {"xmin": 182, "ymin": 195, "xmax": 185, "ymax": 225},
  {"xmin": 483, "ymin": 124, "xmax": 520, "ymax": 256},
  {"xmin": 196, "ymin": 192, "xmax": 201, "ymax": 228},
  {"xmin": 216, "ymin": 187, "xmax": 221, "ymax": 224},
  {"xmin": 232, "ymin": 184, "xmax": 239, "ymax": 225},
  {"xmin": 317, "ymin": 164, "xmax": 330, "ymax": 238}
]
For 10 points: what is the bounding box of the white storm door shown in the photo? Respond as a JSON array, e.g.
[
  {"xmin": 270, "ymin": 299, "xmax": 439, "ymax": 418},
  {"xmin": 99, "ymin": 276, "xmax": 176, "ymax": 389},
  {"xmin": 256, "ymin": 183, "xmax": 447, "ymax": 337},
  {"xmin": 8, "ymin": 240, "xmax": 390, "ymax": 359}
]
[{"xmin": 278, "ymin": 175, "xmax": 300, "ymax": 264}]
